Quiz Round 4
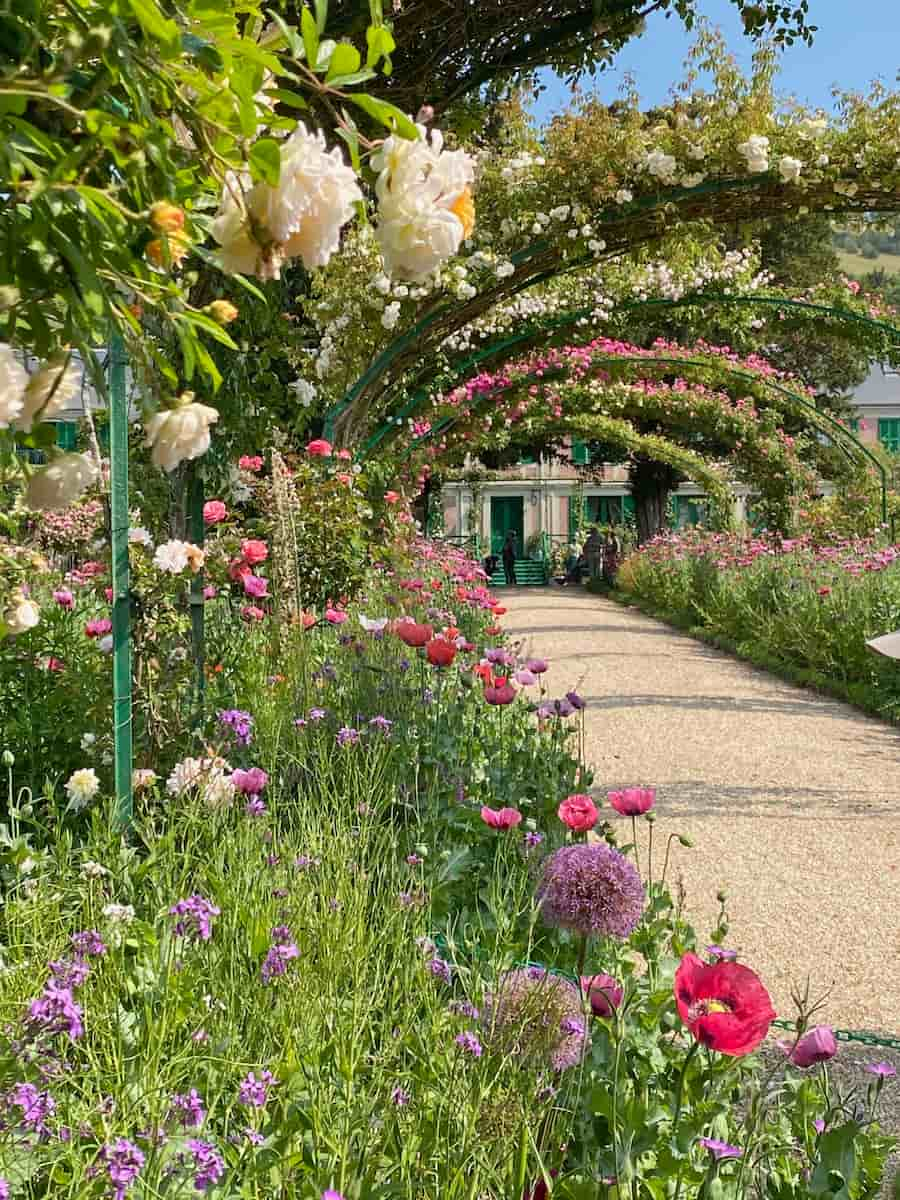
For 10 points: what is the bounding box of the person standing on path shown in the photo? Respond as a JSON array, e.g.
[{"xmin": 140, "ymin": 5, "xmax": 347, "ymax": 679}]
[
  {"xmin": 602, "ymin": 527, "xmax": 621, "ymax": 586},
  {"xmin": 583, "ymin": 526, "xmax": 603, "ymax": 580},
  {"xmin": 502, "ymin": 530, "xmax": 518, "ymax": 586}
]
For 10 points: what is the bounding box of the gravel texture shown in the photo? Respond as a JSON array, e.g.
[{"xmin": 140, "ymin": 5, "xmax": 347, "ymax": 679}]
[{"xmin": 502, "ymin": 586, "xmax": 900, "ymax": 1038}]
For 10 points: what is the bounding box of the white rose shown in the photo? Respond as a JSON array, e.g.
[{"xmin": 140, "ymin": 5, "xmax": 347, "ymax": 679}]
[
  {"xmin": 16, "ymin": 355, "xmax": 80, "ymax": 433},
  {"xmin": 153, "ymin": 539, "xmax": 190, "ymax": 573},
  {"xmin": 549, "ymin": 205, "xmax": 570, "ymax": 221},
  {"xmin": 81, "ymin": 733, "xmax": 96, "ymax": 750},
  {"xmin": 373, "ymin": 125, "xmax": 475, "ymax": 280},
  {"xmin": 4, "ymin": 590, "xmax": 39, "ymax": 635},
  {"xmin": 737, "ymin": 135, "xmax": 770, "ymax": 173},
  {"xmin": 0, "ymin": 343, "xmax": 27, "ymax": 428},
  {"xmin": 144, "ymin": 398, "xmax": 219, "ymax": 472},
  {"xmin": 645, "ymin": 149, "xmax": 677, "ymax": 180},
  {"xmin": 128, "ymin": 527, "xmax": 153, "ymax": 549},
  {"xmin": 289, "ymin": 377, "xmax": 317, "ymax": 407},
  {"xmin": 778, "ymin": 156, "xmax": 802, "ymax": 183},
  {"xmin": 212, "ymin": 124, "xmax": 362, "ymax": 279},
  {"xmin": 614, "ymin": 189, "xmax": 633, "ymax": 204},
  {"xmin": 65, "ymin": 767, "xmax": 100, "ymax": 811},
  {"xmin": 24, "ymin": 452, "xmax": 97, "ymax": 511},
  {"xmin": 381, "ymin": 301, "xmax": 402, "ymax": 330}
]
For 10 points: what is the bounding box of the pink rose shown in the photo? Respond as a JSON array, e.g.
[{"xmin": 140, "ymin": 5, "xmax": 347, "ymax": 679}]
[
  {"xmin": 243, "ymin": 574, "xmax": 269, "ymax": 598},
  {"xmin": 241, "ymin": 539, "xmax": 268, "ymax": 566},
  {"xmin": 306, "ymin": 439, "xmax": 332, "ymax": 457},
  {"xmin": 558, "ymin": 793, "xmax": 598, "ymax": 833},
  {"xmin": 203, "ymin": 500, "xmax": 227, "ymax": 524},
  {"xmin": 480, "ymin": 806, "xmax": 522, "ymax": 830}
]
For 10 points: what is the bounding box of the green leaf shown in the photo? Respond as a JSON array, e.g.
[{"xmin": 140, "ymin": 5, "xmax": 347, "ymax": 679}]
[
  {"xmin": 327, "ymin": 69, "xmax": 376, "ymax": 87},
  {"xmin": 178, "ymin": 310, "xmax": 239, "ymax": 350},
  {"xmin": 268, "ymin": 88, "xmax": 308, "ymax": 110},
  {"xmin": 249, "ymin": 138, "xmax": 281, "ymax": 187},
  {"xmin": 181, "ymin": 32, "xmax": 224, "ymax": 72},
  {"xmin": 335, "ymin": 117, "xmax": 361, "ymax": 172},
  {"xmin": 347, "ymin": 93, "xmax": 416, "ymax": 137},
  {"xmin": 365, "ymin": 23, "xmax": 395, "ymax": 69},
  {"xmin": 314, "ymin": 38, "xmax": 336, "ymax": 71},
  {"xmin": 262, "ymin": 11, "xmax": 302, "ymax": 57},
  {"xmin": 300, "ymin": 7, "xmax": 319, "ymax": 69},
  {"xmin": 314, "ymin": 0, "xmax": 328, "ymax": 33},
  {"xmin": 326, "ymin": 42, "xmax": 362, "ymax": 81},
  {"xmin": 126, "ymin": 0, "xmax": 180, "ymax": 54},
  {"xmin": 193, "ymin": 340, "xmax": 222, "ymax": 391}
]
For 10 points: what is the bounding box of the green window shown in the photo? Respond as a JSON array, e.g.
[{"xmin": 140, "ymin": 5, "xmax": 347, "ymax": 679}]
[
  {"xmin": 52, "ymin": 421, "xmax": 78, "ymax": 450},
  {"xmin": 848, "ymin": 417, "xmax": 860, "ymax": 434},
  {"xmin": 878, "ymin": 419, "xmax": 900, "ymax": 452},
  {"xmin": 571, "ymin": 439, "xmax": 590, "ymax": 465},
  {"xmin": 517, "ymin": 451, "xmax": 536, "ymax": 465}
]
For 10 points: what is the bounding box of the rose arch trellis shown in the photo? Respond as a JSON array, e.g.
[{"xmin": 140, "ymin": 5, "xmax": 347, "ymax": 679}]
[{"xmin": 322, "ymin": 169, "xmax": 900, "ymax": 449}]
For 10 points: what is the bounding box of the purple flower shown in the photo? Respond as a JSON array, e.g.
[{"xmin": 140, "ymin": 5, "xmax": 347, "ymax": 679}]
[
  {"xmin": 866, "ymin": 1062, "xmax": 897, "ymax": 1077},
  {"xmin": 705, "ymin": 945, "xmax": 738, "ymax": 961},
  {"xmin": 294, "ymin": 855, "xmax": 319, "ymax": 870},
  {"xmin": 244, "ymin": 1128, "xmax": 265, "ymax": 1146},
  {"xmin": 537, "ymin": 843, "xmax": 645, "ymax": 939},
  {"xmin": 454, "ymin": 1031, "xmax": 483, "ymax": 1057},
  {"xmin": 49, "ymin": 957, "xmax": 91, "ymax": 989},
  {"xmin": 27, "ymin": 981, "xmax": 84, "ymax": 1039},
  {"xmin": 565, "ymin": 690, "xmax": 586, "ymax": 710},
  {"xmin": 422, "ymin": 688, "xmax": 434, "ymax": 705},
  {"xmin": 813, "ymin": 1119, "xmax": 826, "ymax": 1134},
  {"xmin": 71, "ymin": 930, "xmax": 107, "ymax": 958},
  {"xmin": 7, "ymin": 1082, "xmax": 56, "ymax": 1132},
  {"xmin": 0, "ymin": 1178, "xmax": 8, "ymax": 1200},
  {"xmin": 238, "ymin": 1070, "xmax": 276, "ymax": 1108},
  {"xmin": 261, "ymin": 941, "xmax": 299, "ymax": 983},
  {"xmin": 427, "ymin": 957, "xmax": 452, "ymax": 984},
  {"xmin": 391, "ymin": 1086, "xmax": 410, "ymax": 1107},
  {"xmin": 449, "ymin": 999, "xmax": 480, "ymax": 1019},
  {"xmin": 244, "ymin": 798, "xmax": 267, "ymax": 816},
  {"xmin": 482, "ymin": 968, "xmax": 588, "ymax": 1072},
  {"xmin": 336, "ymin": 726, "xmax": 360, "ymax": 747},
  {"xmin": 102, "ymin": 1138, "xmax": 145, "ymax": 1200},
  {"xmin": 308, "ymin": 707, "xmax": 327, "ymax": 721},
  {"xmin": 485, "ymin": 648, "xmax": 515, "ymax": 666},
  {"xmin": 526, "ymin": 658, "xmax": 548, "ymax": 674},
  {"xmin": 523, "ymin": 831, "xmax": 543, "ymax": 850},
  {"xmin": 322, "ymin": 1192, "xmax": 345, "ymax": 1200},
  {"xmin": 698, "ymin": 1138, "xmax": 743, "ymax": 1160},
  {"xmin": 187, "ymin": 1139, "xmax": 225, "ymax": 1191},
  {"xmin": 169, "ymin": 1089, "xmax": 206, "ymax": 1129},
  {"xmin": 232, "ymin": 767, "xmax": 268, "ymax": 796},
  {"xmin": 537, "ymin": 698, "xmax": 575, "ymax": 719},
  {"xmin": 406, "ymin": 854, "xmax": 423, "ymax": 866},
  {"xmin": 218, "ymin": 709, "xmax": 254, "ymax": 746},
  {"xmin": 271, "ymin": 924, "xmax": 293, "ymax": 943},
  {"xmin": 369, "ymin": 715, "xmax": 393, "ymax": 735},
  {"xmin": 169, "ymin": 896, "xmax": 221, "ymax": 943},
  {"xmin": 293, "ymin": 718, "xmax": 308, "ymax": 729}
]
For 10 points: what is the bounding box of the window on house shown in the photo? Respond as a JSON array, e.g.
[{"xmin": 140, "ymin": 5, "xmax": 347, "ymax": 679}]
[
  {"xmin": 878, "ymin": 418, "xmax": 900, "ymax": 452},
  {"xmin": 571, "ymin": 439, "xmax": 590, "ymax": 465},
  {"xmin": 51, "ymin": 421, "xmax": 78, "ymax": 450}
]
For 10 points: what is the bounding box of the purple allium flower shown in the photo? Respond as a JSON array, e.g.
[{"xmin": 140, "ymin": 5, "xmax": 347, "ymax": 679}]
[
  {"xmin": 261, "ymin": 941, "xmax": 299, "ymax": 983},
  {"xmin": 336, "ymin": 726, "xmax": 360, "ymax": 747},
  {"xmin": 369, "ymin": 715, "xmax": 393, "ymax": 735},
  {"xmin": 523, "ymin": 831, "xmax": 544, "ymax": 850},
  {"xmin": 217, "ymin": 709, "xmax": 254, "ymax": 746},
  {"xmin": 169, "ymin": 896, "xmax": 221, "ymax": 943},
  {"xmin": 244, "ymin": 798, "xmax": 267, "ymax": 816},
  {"xmin": 308, "ymin": 707, "xmax": 327, "ymax": 721},
  {"xmin": 705, "ymin": 945, "xmax": 738, "ymax": 961},
  {"xmin": 449, "ymin": 999, "xmax": 480, "ymax": 1019},
  {"xmin": 454, "ymin": 1031, "xmax": 483, "ymax": 1057},
  {"xmin": 27, "ymin": 981, "xmax": 84, "ymax": 1039},
  {"xmin": 168, "ymin": 1089, "xmax": 205, "ymax": 1129},
  {"xmin": 537, "ymin": 843, "xmax": 645, "ymax": 939},
  {"xmin": 391, "ymin": 1086, "xmax": 410, "ymax": 1107},
  {"xmin": 238, "ymin": 1070, "xmax": 276, "ymax": 1108},
  {"xmin": 565, "ymin": 690, "xmax": 586, "ymax": 710},
  {"xmin": 187, "ymin": 1139, "xmax": 225, "ymax": 1191},
  {"xmin": 427, "ymin": 957, "xmax": 452, "ymax": 984},
  {"xmin": 866, "ymin": 1062, "xmax": 897, "ymax": 1077},
  {"xmin": 7, "ymin": 1082, "xmax": 56, "ymax": 1132},
  {"xmin": 232, "ymin": 767, "xmax": 268, "ymax": 795},
  {"xmin": 71, "ymin": 930, "xmax": 107, "ymax": 958},
  {"xmin": 482, "ymin": 968, "xmax": 588, "ymax": 1072},
  {"xmin": 49, "ymin": 958, "xmax": 91, "ymax": 989},
  {"xmin": 698, "ymin": 1138, "xmax": 743, "ymax": 1160},
  {"xmin": 102, "ymin": 1138, "xmax": 145, "ymax": 1200}
]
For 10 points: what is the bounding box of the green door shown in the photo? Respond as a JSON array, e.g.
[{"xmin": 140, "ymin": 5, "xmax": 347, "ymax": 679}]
[{"xmin": 491, "ymin": 495, "xmax": 524, "ymax": 556}]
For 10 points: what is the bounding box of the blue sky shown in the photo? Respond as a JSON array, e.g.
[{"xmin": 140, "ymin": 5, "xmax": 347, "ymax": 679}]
[{"xmin": 532, "ymin": 0, "xmax": 899, "ymax": 122}]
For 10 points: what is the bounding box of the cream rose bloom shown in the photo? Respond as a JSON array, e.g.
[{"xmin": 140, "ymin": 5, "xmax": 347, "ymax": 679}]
[
  {"xmin": 0, "ymin": 343, "xmax": 27, "ymax": 428},
  {"xmin": 4, "ymin": 590, "xmax": 40, "ymax": 635},
  {"xmin": 17, "ymin": 355, "xmax": 80, "ymax": 432},
  {"xmin": 737, "ymin": 134, "xmax": 770, "ymax": 173},
  {"xmin": 373, "ymin": 125, "xmax": 475, "ymax": 280},
  {"xmin": 24, "ymin": 452, "xmax": 98, "ymax": 511},
  {"xmin": 65, "ymin": 767, "xmax": 101, "ymax": 811},
  {"xmin": 212, "ymin": 123, "xmax": 362, "ymax": 280},
  {"xmin": 778, "ymin": 156, "xmax": 803, "ymax": 183},
  {"xmin": 144, "ymin": 397, "xmax": 219, "ymax": 472}
]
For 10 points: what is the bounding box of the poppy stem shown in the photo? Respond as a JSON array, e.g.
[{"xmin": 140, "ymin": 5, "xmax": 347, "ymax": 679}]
[
  {"xmin": 630, "ymin": 815, "xmax": 641, "ymax": 879},
  {"xmin": 671, "ymin": 1040, "xmax": 702, "ymax": 1200}
]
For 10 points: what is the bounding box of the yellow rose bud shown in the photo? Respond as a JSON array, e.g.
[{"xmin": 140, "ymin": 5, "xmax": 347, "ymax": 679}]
[
  {"xmin": 149, "ymin": 201, "xmax": 186, "ymax": 233},
  {"xmin": 206, "ymin": 299, "xmax": 239, "ymax": 325},
  {"xmin": 450, "ymin": 187, "xmax": 476, "ymax": 239},
  {"xmin": 146, "ymin": 231, "xmax": 191, "ymax": 269}
]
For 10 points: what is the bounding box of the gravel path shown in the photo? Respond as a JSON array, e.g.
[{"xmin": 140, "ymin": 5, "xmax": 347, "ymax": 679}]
[{"xmin": 503, "ymin": 586, "xmax": 900, "ymax": 1036}]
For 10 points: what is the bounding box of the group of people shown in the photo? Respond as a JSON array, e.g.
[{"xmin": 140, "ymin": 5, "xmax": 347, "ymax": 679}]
[{"xmin": 483, "ymin": 525, "xmax": 621, "ymax": 588}]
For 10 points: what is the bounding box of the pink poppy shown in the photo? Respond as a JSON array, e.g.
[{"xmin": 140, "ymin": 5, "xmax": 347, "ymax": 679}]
[
  {"xmin": 325, "ymin": 607, "xmax": 349, "ymax": 625},
  {"xmin": 243, "ymin": 574, "xmax": 269, "ymax": 598},
  {"xmin": 241, "ymin": 605, "xmax": 266, "ymax": 622},
  {"xmin": 608, "ymin": 787, "xmax": 655, "ymax": 816},
  {"xmin": 480, "ymin": 806, "xmax": 522, "ymax": 830},
  {"xmin": 85, "ymin": 618, "xmax": 112, "ymax": 638}
]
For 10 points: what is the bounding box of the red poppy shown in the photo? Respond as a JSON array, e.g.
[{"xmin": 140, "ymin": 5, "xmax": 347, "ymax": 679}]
[
  {"xmin": 395, "ymin": 619, "xmax": 433, "ymax": 648},
  {"xmin": 426, "ymin": 637, "xmax": 456, "ymax": 667},
  {"xmin": 485, "ymin": 624, "xmax": 502, "ymax": 636},
  {"xmin": 674, "ymin": 952, "xmax": 775, "ymax": 1056},
  {"xmin": 491, "ymin": 605, "xmax": 507, "ymax": 616},
  {"xmin": 484, "ymin": 676, "xmax": 517, "ymax": 705}
]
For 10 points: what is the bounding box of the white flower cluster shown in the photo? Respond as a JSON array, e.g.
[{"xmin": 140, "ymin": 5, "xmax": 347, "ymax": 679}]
[
  {"xmin": 499, "ymin": 151, "xmax": 546, "ymax": 181},
  {"xmin": 0, "ymin": 347, "xmax": 80, "ymax": 431},
  {"xmin": 153, "ymin": 539, "xmax": 204, "ymax": 574},
  {"xmin": 167, "ymin": 756, "xmax": 235, "ymax": 808}
]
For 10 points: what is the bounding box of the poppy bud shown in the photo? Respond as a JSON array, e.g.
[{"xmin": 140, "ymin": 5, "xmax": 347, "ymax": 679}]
[{"xmin": 149, "ymin": 201, "xmax": 186, "ymax": 233}]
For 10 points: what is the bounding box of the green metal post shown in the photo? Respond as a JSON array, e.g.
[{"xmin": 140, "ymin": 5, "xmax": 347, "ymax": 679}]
[
  {"xmin": 109, "ymin": 331, "xmax": 133, "ymax": 827},
  {"xmin": 187, "ymin": 464, "xmax": 206, "ymax": 710}
]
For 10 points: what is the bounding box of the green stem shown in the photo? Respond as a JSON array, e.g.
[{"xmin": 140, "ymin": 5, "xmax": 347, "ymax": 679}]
[{"xmin": 671, "ymin": 1041, "xmax": 701, "ymax": 1200}]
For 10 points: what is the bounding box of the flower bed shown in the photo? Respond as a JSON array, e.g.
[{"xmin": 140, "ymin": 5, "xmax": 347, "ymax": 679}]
[
  {"xmin": 0, "ymin": 539, "xmax": 896, "ymax": 1197},
  {"xmin": 617, "ymin": 529, "xmax": 900, "ymax": 718}
]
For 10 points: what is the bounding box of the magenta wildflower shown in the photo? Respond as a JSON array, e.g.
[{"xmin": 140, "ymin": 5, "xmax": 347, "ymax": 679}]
[
  {"xmin": 322, "ymin": 1191, "xmax": 345, "ymax": 1200},
  {"xmin": 454, "ymin": 1031, "xmax": 483, "ymax": 1057},
  {"xmin": 698, "ymin": 1138, "xmax": 743, "ymax": 1160},
  {"xmin": 244, "ymin": 1128, "xmax": 265, "ymax": 1146},
  {"xmin": 427, "ymin": 957, "xmax": 452, "ymax": 984},
  {"xmin": 406, "ymin": 854, "xmax": 423, "ymax": 866},
  {"xmin": 168, "ymin": 1089, "xmax": 205, "ymax": 1129},
  {"xmin": 71, "ymin": 930, "xmax": 107, "ymax": 958},
  {"xmin": 391, "ymin": 1086, "xmax": 410, "ymax": 1107},
  {"xmin": 7, "ymin": 1082, "xmax": 56, "ymax": 1132},
  {"xmin": 336, "ymin": 726, "xmax": 360, "ymax": 746},
  {"xmin": 232, "ymin": 767, "xmax": 268, "ymax": 796},
  {"xmin": 187, "ymin": 1139, "xmax": 225, "ymax": 1191},
  {"xmin": 308, "ymin": 707, "xmax": 327, "ymax": 721},
  {"xmin": 524, "ymin": 831, "xmax": 544, "ymax": 850},
  {"xmin": 537, "ymin": 843, "xmax": 645, "ymax": 939},
  {"xmin": 217, "ymin": 708, "xmax": 253, "ymax": 746},
  {"xmin": 369, "ymin": 715, "xmax": 393, "ymax": 735},
  {"xmin": 102, "ymin": 1138, "xmax": 145, "ymax": 1200},
  {"xmin": 294, "ymin": 854, "xmax": 319, "ymax": 870},
  {"xmin": 449, "ymin": 999, "xmax": 480, "ymax": 1019},
  {"xmin": 169, "ymin": 896, "xmax": 220, "ymax": 943},
  {"xmin": 238, "ymin": 1070, "xmax": 276, "ymax": 1108},
  {"xmin": 261, "ymin": 941, "xmax": 299, "ymax": 983},
  {"xmin": 706, "ymin": 945, "xmax": 737, "ymax": 962},
  {"xmin": 866, "ymin": 1062, "xmax": 897, "ymax": 1077},
  {"xmin": 0, "ymin": 1178, "xmax": 8, "ymax": 1200},
  {"xmin": 27, "ymin": 981, "xmax": 84, "ymax": 1039},
  {"xmin": 244, "ymin": 798, "xmax": 266, "ymax": 816}
]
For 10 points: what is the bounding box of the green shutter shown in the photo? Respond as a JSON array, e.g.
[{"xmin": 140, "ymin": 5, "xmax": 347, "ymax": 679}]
[
  {"xmin": 517, "ymin": 452, "xmax": 535, "ymax": 465},
  {"xmin": 571, "ymin": 439, "xmax": 590, "ymax": 465},
  {"xmin": 623, "ymin": 496, "xmax": 635, "ymax": 519},
  {"xmin": 54, "ymin": 421, "xmax": 78, "ymax": 450},
  {"xmin": 878, "ymin": 419, "xmax": 900, "ymax": 452}
]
